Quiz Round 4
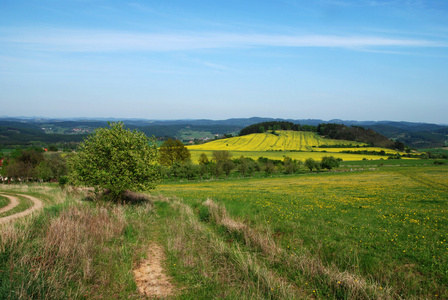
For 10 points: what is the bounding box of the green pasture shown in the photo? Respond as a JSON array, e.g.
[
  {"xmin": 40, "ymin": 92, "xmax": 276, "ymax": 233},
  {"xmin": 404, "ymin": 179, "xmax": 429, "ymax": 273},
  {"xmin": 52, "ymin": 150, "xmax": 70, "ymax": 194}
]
[{"xmin": 156, "ymin": 164, "xmax": 448, "ymax": 298}]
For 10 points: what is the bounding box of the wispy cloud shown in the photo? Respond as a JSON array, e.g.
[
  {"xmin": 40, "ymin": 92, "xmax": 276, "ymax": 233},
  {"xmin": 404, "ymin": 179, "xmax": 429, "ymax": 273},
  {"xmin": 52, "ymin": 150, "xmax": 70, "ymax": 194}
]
[{"xmin": 1, "ymin": 27, "xmax": 445, "ymax": 53}]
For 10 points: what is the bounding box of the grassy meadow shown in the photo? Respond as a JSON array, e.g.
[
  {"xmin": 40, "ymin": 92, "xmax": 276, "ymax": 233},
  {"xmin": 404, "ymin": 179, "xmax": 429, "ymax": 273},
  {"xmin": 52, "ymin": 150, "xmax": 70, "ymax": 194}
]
[
  {"xmin": 1, "ymin": 161, "xmax": 447, "ymax": 299},
  {"xmin": 155, "ymin": 163, "xmax": 448, "ymax": 299}
]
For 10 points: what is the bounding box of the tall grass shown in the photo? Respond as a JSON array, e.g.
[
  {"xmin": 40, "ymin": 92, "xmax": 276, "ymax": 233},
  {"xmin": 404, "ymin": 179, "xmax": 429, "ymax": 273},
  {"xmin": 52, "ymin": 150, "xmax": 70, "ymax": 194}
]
[{"xmin": 0, "ymin": 187, "xmax": 156, "ymax": 299}]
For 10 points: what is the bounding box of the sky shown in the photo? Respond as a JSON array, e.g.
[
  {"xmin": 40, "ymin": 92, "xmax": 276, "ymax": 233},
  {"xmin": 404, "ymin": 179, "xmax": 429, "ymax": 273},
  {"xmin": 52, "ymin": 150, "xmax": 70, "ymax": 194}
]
[{"xmin": 1, "ymin": 0, "xmax": 447, "ymax": 124}]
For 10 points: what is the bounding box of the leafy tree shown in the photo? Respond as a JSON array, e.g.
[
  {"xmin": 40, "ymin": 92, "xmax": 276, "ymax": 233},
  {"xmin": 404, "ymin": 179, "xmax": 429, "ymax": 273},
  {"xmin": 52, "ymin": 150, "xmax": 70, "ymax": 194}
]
[
  {"xmin": 221, "ymin": 159, "xmax": 235, "ymax": 179},
  {"xmin": 198, "ymin": 152, "xmax": 209, "ymax": 165},
  {"xmin": 212, "ymin": 151, "xmax": 233, "ymax": 179},
  {"xmin": 212, "ymin": 150, "xmax": 232, "ymax": 163},
  {"xmin": 68, "ymin": 122, "xmax": 159, "ymax": 201},
  {"xmin": 5, "ymin": 149, "xmax": 45, "ymax": 181},
  {"xmin": 237, "ymin": 156, "xmax": 249, "ymax": 178},
  {"xmin": 283, "ymin": 157, "xmax": 300, "ymax": 174},
  {"xmin": 209, "ymin": 162, "xmax": 222, "ymax": 180},
  {"xmin": 305, "ymin": 158, "xmax": 317, "ymax": 172},
  {"xmin": 37, "ymin": 154, "xmax": 68, "ymax": 181},
  {"xmin": 198, "ymin": 163, "xmax": 208, "ymax": 181},
  {"xmin": 264, "ymin": 161, "xmax": 276, "ymax": 176},
  {"xmin": 320, "ymin": 156, "xmax": 340, "ymax": 171},
  {"xmin": 159, "ymin": 138, "xmax": 191, "ymax": 166}
]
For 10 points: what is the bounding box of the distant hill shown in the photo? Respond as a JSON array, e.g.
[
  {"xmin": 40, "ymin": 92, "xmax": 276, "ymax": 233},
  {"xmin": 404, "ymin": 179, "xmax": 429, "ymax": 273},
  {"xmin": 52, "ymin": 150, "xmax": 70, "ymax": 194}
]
[
  {"xmin": 0, "ymin": 117, "xmax": 446, "ymax": 149},
  {"xmin": 238, "ymin": 121, "xmax": 403, "ymax": 150}
]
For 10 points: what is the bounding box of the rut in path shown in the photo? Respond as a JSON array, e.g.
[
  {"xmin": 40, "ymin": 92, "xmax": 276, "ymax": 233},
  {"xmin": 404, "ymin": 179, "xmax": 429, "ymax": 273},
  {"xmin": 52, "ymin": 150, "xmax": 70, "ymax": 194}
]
[
  {"xmin": 133, "ymin": 243, "xmax": 175, "ymax": 298},
  {"xmin": 0, "ymin": 193, "xmax": 44, "ymax": 225}
]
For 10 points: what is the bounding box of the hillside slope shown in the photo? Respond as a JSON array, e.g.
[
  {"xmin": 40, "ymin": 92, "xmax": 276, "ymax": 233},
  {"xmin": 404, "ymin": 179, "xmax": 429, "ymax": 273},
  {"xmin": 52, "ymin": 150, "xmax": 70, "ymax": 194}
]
[{"xmin": 188, "ymin": 131, "xmax": 365, "ymax": 151}]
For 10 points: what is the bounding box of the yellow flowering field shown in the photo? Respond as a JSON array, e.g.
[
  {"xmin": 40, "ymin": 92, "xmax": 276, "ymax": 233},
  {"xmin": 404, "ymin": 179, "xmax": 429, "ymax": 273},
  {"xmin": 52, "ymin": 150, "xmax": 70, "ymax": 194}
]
[
  {"xmin": 313, "ymin": 147, "xmax": 398, "ymax": 154},
  {"xmin": 156, "ymin": 164, "xmax": 448, "ymax": 298},
  {"xmin": 189, "ymin": 149, "xmax": 392, "ymax": 163},
  {"xmin": 186, "ymin": 130, "xmax": 407, "ymax": 162},
  {"xmin": 188, "ymin": 131, "xmax": 365, "ymax": 151}
]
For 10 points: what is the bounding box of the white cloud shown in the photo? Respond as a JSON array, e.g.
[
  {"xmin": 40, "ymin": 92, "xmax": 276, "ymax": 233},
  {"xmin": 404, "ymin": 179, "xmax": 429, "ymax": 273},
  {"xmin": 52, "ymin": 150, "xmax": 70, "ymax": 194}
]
[{"xmin": 1, "ymin": 27, "xmax": 445, "ymax": 53}]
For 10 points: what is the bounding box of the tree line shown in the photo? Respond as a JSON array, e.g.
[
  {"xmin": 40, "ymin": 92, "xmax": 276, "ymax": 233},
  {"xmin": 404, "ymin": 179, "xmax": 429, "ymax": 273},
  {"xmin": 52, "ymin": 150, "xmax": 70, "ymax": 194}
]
[
  {"xmin": 0, "ymin": 148, "xmax": 69, "ymax": 183},
  {"xmin": 0, "ymin": 134, "xmax": 341, "ymax": 186},
  {"xmin": 156, "ymin": 138, "xmax": 340, "ymax": 181},
  {"xmin": 239, "ymin": 121, "xmax": 317, "ymax": 136}
]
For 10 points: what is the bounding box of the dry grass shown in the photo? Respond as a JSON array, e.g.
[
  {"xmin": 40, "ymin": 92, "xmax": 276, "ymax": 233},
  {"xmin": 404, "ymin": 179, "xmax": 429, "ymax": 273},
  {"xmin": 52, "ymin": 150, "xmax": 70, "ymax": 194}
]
[{"xmin": 0, "ymin": 197, "xmax": 131, "ymax": 299}]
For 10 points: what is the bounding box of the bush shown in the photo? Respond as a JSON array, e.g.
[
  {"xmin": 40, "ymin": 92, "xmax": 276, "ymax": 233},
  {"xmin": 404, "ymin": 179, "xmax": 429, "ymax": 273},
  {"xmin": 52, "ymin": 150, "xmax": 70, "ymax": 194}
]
[{"xmin": 68, "ymin": 122, "xmax": 160, "ymax": 201}]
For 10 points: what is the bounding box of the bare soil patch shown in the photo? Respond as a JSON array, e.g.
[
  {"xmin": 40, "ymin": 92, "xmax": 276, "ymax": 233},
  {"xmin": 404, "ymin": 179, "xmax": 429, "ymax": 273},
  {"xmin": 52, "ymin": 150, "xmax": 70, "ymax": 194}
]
[
  {"xmin": 0, "ymin": 193, "xmax": 43, "ymax": 225},
  {"xmin": 133, "ymin": 243, "xmax": 174, "ymax": 298}
]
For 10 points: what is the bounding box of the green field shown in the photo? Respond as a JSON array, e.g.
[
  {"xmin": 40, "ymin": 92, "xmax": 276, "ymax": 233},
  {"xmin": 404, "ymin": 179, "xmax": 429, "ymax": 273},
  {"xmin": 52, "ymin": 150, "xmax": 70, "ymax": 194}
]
[
  {"xmin": 154, "ymin": 164, "xmax": 448, "ymax": 299},
  {"xmin": 1, "ymin": 162, "xmax": 447, "ymax": 299}
]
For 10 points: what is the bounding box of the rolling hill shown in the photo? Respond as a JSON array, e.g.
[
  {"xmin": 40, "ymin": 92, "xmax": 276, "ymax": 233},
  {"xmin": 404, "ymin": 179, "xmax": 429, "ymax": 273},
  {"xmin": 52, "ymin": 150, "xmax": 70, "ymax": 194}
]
[{"xmin": 188, "ymin": 131, "xmax": 365, "ymax": 152}]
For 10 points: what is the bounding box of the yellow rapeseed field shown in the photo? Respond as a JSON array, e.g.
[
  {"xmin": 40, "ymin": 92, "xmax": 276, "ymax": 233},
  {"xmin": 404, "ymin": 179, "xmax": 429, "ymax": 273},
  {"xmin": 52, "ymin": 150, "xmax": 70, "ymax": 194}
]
[
  {"xmin": 187, "ymin": 131, "xmax": 402, "ymax": 162},
  {"xmin": 189, "ymin": 150, "xmax": 388, "ymax": 163},
  {"xmin": 188, "ymin": 131, "xmax": 365, "ymax": 151}
]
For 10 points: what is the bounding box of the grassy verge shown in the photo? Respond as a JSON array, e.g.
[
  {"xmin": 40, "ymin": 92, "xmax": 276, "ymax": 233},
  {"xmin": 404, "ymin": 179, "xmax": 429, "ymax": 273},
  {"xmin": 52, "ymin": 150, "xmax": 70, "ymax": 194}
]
[
  {"xmin": 0, "ymin": 188, "xmax": 157, "ymax": 299},
  {"xmin": 0, "ymin": 196, "xmax": 9, "ymax": 210}
]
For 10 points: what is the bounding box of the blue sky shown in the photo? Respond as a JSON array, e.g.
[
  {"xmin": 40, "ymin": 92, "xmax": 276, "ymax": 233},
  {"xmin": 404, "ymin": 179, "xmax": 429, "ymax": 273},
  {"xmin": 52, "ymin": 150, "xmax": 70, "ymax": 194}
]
[{"xmin": 1, "ymin": 0, "xmax": 447, "ymax": 123}]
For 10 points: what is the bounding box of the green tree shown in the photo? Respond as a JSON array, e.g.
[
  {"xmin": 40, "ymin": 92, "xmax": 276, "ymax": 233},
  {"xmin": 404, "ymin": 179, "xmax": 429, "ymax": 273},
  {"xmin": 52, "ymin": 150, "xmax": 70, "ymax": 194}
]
[
  {"xmin": 68, "ymin": 122, "xmax": 160, "ymax": 201},
  {"xmin": 212, "ymin": 150, "xmax": 232, "ymax": 163},
  {"xmin": 159, "ymin": 139, "xmax": 191, "ymax": 166},
  {"xmin": 212, "ymin": 151, "xmax": 233, "ymax": 179},
  {"xmin": 198, "ymin": 153, "xmax": 209, "ymax": 165},
  {"xmin": 5, "ymin": 149, "xmax": 45, "ymax": 181},
  {"xmin": 221, "ymin": 159, "xmax": 235, "ymax": 179},
  {"xmin": 305, "ymin": 158, "xmax": 317, "ymax": 172},
  {"xmin": 37, "ymin": 154, "xmax": 68, "ymax": 181},
  {"xmin": 198, "ymin": 163, "xmax": 208, "ymax": 181},
  {"xmin": 283, "ymin": 157, "xmax": 300, "ymax": 174},
  {"xmin": 237, "ymin": 156, "xmax": 249, "ymax": 178},
  {"xmin": 320, "ymin": 156, "xmax": 340, "ymax": 171},
  {"xmin": 264, "ymin": 161, "xmax": 276, "ymax": 176}
]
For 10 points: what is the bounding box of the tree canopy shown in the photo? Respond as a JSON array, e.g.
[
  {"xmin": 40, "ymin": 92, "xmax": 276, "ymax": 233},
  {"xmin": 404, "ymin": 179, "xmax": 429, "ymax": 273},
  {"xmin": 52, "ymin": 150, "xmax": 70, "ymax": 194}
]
[
  {"xmin": 158, "ymin": 138, "xmax": 191, "ymax": 166},
  {"xmin": 68, "ymin": 122, "xmax": 159, "ymax": 200}
]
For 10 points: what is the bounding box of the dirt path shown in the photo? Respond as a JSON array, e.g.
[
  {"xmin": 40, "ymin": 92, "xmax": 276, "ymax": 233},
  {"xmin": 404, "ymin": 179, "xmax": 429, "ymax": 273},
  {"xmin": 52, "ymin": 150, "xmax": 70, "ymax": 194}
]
[
  {"xmin": 0, "ymin": 193, "xmax": 44, "ymax": 225},
  {"xmin": 0, "ymin": 194, "xmax": 20, "ymax": 214},
  {"xmin": 133, "ymin": 243, "xmax": 175, "ymax": 298}
]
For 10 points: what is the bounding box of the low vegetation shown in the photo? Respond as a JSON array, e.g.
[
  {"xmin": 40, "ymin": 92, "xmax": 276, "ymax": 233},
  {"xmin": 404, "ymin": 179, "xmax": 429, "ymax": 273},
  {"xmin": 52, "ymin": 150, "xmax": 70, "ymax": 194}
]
[{"xmin": 1, "ymin": 161, "xmax": 447, "ymax": 299}]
